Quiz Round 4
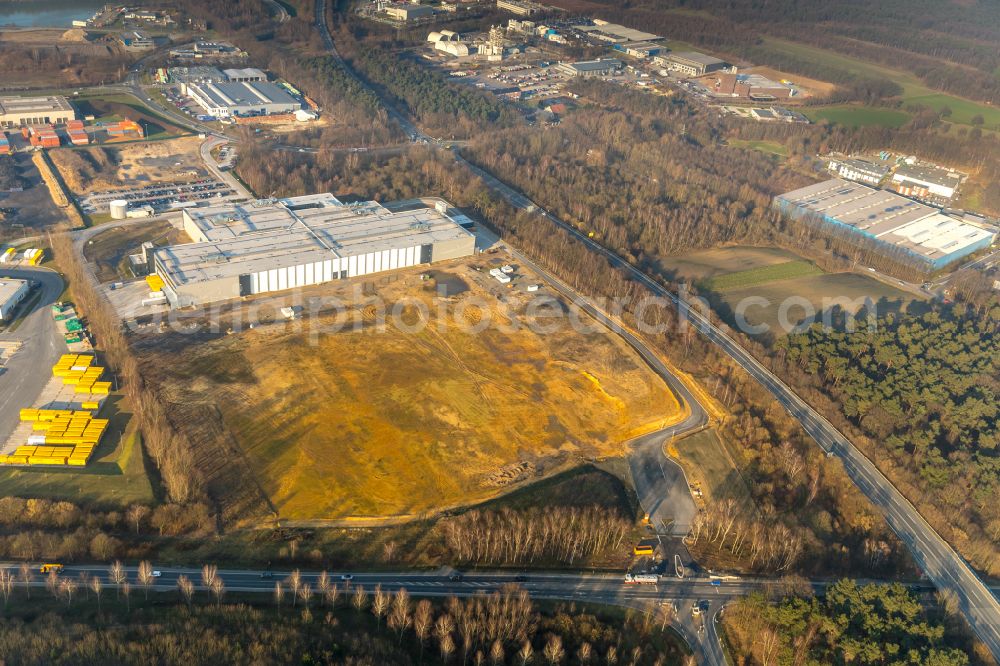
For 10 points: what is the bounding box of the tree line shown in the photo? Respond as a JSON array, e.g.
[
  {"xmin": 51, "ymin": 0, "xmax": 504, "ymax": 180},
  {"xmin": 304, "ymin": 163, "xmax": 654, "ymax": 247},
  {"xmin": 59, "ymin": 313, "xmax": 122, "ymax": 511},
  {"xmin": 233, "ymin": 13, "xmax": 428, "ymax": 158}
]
[
  {"xmin": 0, "ymin": 564, "xmax": 688, "ymax": 665},
  {"xmin": 440, "ymin": 506, "xmax": 630, "ymax": 566}
]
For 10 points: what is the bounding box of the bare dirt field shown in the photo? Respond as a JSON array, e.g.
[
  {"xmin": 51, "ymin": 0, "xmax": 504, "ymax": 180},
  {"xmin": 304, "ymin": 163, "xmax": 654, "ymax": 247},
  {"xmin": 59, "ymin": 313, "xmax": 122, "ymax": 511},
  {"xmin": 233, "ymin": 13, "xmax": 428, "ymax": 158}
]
[
  {"xmin": 50, "ymin": 137, "xmax": 209, "ymax": 195},
  {"xmin": 138, "ymin": 258, "xmax": 681, "ymax": 523},
  {"xmin": 742, "ymin": 66, "xmax": 837, "ymax": 99}
]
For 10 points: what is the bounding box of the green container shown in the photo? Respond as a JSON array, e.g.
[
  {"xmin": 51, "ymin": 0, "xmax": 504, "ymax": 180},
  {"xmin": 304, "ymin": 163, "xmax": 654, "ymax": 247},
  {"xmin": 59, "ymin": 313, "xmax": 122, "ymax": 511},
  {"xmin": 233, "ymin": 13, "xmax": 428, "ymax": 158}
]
[
  {"xmin": 66, "ymin": 323, "xmax": 83, "ymax": 333},
  {"xmin": 54, "ymin": 314, "xmax": 69, "ymax": 321},
  {"xmin": 64, "ymin": 336, "xmax": 82, "ymax": 344}
]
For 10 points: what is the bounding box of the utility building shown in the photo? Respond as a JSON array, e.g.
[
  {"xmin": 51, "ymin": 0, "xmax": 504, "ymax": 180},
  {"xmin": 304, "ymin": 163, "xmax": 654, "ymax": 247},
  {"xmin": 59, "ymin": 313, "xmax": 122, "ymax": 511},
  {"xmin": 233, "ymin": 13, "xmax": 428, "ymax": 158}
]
[
  {"xmin": 152, "ymin": 195, "xmax": 477, "ymax": 307},
  {"xmin": 0, "ymin": 96, "xmax": 75, "ymax": 128},
  {"xmin": 775, "ymin": 178, "xmax": 996, "ymax": 271}
]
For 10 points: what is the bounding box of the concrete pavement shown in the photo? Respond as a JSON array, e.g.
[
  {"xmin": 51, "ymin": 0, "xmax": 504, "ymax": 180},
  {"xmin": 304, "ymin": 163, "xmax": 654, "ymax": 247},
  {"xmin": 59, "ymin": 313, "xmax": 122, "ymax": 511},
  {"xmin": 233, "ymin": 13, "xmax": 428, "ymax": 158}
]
[{"xmin": 0, "ymin": 268, "xmax": 67, "ymax": 446}]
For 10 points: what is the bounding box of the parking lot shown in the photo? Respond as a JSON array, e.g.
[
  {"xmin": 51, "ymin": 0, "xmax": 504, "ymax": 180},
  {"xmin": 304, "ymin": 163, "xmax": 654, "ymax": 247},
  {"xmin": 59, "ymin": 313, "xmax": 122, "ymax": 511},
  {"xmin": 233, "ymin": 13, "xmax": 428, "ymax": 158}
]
[{"xmin": 80, "ymin": 178, "xmax": 236, "ymax": 214}]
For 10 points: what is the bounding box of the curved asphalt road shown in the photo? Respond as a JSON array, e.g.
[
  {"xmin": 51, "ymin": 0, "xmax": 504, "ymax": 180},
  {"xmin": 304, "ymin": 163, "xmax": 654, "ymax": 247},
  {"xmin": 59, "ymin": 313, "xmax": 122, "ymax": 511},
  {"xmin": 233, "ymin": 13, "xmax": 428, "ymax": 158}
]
[{"xmin": 0, "ymin": 268, "xmax": 67, "ymax": 443}]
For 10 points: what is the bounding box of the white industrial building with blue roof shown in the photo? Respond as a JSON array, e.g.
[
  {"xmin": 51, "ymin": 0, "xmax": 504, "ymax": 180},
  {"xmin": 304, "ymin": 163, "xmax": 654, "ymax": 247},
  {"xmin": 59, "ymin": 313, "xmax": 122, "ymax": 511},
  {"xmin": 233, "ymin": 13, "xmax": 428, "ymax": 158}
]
[{"xmin": 775, "ymin": 178, "xmax": 996, "ymax": 270}]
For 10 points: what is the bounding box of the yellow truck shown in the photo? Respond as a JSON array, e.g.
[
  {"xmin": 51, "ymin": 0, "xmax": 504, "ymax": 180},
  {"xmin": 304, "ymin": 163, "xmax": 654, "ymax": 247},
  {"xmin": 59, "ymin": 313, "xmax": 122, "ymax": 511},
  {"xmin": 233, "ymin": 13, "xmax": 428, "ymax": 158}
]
[{"xmin": 39, "ymin": 563, "xmax": 63, "ymax": 574}]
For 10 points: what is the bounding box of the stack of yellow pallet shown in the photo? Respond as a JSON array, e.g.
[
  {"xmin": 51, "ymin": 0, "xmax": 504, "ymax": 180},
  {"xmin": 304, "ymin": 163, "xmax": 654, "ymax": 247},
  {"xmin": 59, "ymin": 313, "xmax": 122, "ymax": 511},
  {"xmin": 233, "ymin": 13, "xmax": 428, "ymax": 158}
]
[
  {"xmin": 51, "ymin": 355, "xmax": 111, "ymax": 395},
  {"xmin": 2, "ymin": 411, "xmax": 109, "ymax": 466}
]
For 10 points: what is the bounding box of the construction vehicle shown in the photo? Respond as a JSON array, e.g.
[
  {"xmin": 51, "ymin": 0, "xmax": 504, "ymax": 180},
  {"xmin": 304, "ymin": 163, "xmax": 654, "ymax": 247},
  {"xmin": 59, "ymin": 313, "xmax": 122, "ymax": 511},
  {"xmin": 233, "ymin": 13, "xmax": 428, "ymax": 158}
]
[
  {"xmin": 633, "ymin": 544, "xmax": 655, "ymax": 556},
  {"xmin": 39, "ymin": 563, "xmax": 63, "ymax": 574}
]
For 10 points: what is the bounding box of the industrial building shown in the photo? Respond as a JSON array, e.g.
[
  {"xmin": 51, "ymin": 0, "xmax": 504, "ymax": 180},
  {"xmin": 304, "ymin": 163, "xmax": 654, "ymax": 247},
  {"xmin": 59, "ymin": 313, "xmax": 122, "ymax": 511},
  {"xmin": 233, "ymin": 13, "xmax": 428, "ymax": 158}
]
[
  {"xmin": 167, "ymin": 66, "xmax": 227, "ymax": 84},
  {"xmin": 656, "ymin": 51, "xmax": 729, "ymax": 77},
  {"xmin": 827, "ymin": 158, "xmax": 891, "ymax": 186},
  {"xmin": 0, "ymin": 96, "xmax": 75, "ymax": 129},
  {"xmin": 573, "ymin": 20, "xmax": 660, "ymax": 44},
  {"xmin": 151, "ymin": 194, "xmax": 477, "ymax": 307},
  {"xmin": 775, "ymin": 178, "xmax": 996, "ymax": 270},
  {"xmin": 223, "ymin": 68, "xmax": 268, "ymax": 82},
  {"xmin": 556, "ymin": 58, "xmax": 623, "ymax": 78},
  {"xmin": 119, "ymin": 31, "xmax": 155, "ymax": 51},
  {"xmin": 184, "ymin": 81, "xmax": 300, "ymax": 118},
  {"xmin": 891, "ymin": 164, "xmax": 963, "ymax": 201},
  {"xmin": 384, "ymin": 3, "xmax": 435, "ymax": 21},
  {"xmin": 496, "ymin": 0, "xmax": 549, "ymax": 16},
  {"xmin": 0, "ymin": 278, "xmax": 29, "ymax": 321}
]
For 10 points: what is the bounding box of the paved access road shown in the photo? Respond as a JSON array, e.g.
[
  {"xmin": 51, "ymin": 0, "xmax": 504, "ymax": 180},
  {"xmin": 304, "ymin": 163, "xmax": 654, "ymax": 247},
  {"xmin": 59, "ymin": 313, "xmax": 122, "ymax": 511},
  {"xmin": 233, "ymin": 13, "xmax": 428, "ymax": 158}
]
[{"xmin": 0, "ymin": 268, "xmax": 66, "ymax": 445}]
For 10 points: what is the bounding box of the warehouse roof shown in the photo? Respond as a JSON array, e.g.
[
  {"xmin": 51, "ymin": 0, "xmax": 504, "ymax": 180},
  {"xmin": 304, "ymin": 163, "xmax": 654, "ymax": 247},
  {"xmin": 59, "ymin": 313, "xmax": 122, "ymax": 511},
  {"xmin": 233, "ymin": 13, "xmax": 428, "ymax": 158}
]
[
  {"xmin": 665, "ymin": 51, "xmax": 725, "ymax": 67},
  {"xmin": 831, "ymin": 158, "xmax": 891, "ymax": 176},
  {"xmin": 892, "ymin": 164, "xmax": 963, "ymax": 188},
  {"xmin": 0, "ymin": 279, "xmax": 27, "ymax": 305},
  {"xmin": 560, "ymin": 58, "xmax": 622, "ymax": 73},
  {"xmin": 777, "ymin": 179, "xmax": 995, "ymax": 262},
  {"xmin": 574, "ymin": 21, "xmax": 661, "ymax": 43},
  {"xmin": 223, "ymin": 67, "xmax": 267, "ymax": 80},
  {"xmin": 187, "ymin": 81, "xmax": 297, "ymax": 109},
  {"xmin": 0, "ymin": 95, "xmax": 74, "ymax": 115},
  {"xmin": 156, "ymin": 195, "xmax": 474, "ymax": 285}
]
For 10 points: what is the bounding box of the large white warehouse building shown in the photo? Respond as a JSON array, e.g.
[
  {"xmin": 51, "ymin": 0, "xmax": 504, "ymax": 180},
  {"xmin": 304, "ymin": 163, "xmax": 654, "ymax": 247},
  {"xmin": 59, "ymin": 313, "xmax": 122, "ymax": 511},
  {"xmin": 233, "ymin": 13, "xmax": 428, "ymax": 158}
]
[
  {"xmin": 775, "ymin": 178, "xmax": 996, "ymax": 270},
  {"xmin": 152, "ymin": 194, "xmax": 477, "ymax": 307}
]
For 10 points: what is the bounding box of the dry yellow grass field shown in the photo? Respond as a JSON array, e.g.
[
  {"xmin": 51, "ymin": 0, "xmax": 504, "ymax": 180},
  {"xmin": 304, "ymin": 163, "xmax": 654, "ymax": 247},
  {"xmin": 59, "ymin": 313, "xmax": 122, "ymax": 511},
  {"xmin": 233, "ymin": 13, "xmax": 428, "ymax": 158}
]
[{"xmin": 144, "ymin": 262, "xmax": 680, "ymax": 522}]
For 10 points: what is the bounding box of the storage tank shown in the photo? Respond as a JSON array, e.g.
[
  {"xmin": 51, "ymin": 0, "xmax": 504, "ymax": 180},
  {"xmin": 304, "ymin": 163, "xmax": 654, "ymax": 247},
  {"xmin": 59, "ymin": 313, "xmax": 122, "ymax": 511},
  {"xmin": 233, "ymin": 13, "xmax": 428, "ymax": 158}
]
[{"xmin": 109, "ymin": 200, "xmax": 129, "ymax": 219}]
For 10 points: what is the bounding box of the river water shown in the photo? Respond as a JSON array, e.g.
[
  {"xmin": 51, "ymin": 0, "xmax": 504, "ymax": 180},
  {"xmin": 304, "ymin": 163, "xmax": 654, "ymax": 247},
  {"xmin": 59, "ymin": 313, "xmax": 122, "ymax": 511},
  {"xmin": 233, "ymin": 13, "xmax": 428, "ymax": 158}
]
[{"xmin": 0, "ymin": 1, "xmax": 106, "ymax": 28}]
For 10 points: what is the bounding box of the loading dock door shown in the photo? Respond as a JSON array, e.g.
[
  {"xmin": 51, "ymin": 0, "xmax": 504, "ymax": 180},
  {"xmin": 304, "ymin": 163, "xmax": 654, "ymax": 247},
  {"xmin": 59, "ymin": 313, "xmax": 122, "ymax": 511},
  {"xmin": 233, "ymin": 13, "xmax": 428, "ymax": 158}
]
[{"xmin": 238, "ymin": 274, "xmax": 253, "ymax": 296}]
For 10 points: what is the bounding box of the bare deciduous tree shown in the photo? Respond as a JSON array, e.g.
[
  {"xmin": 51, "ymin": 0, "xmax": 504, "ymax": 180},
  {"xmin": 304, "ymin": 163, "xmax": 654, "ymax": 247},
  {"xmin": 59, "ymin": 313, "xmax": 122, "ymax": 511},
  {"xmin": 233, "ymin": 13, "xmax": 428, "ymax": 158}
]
[
  {"xmin": 352, "ymin": 584, "xmax": 367, "ymax": 612},
  {"xmin": 371, "ymin": 584, "xmax": 390, "ymax": 629},
  {"xmin": 109, "ymin": 561, "xmax": 126, "ymax": 599},
  {"xmin": 91, "ymin": 576, "xmax": 103, "ymax": 612},
  {"xmin": 210, "ymin": 577, "xmax": 225, "ymax": 607},
  {"xmin": 543, "ymin": 635, "xmax": 564, "ymax": 665},
  {"xmin": 201, "ymin": 565, "xmax": 218, "ymax": 603},
  {"xmin": 0, "ymin": 569, "xmax": 13, "ymax": 608},
  {"xmin": 518, "ymin": 640, "xmax": 534, "ymax": 666},
  {"xmin": 439, "ymin": 633, "xmax": 455, "ymax": 663},
  {"xmin": 127, "ymin": 504, "xmax": 150, "ymax": 534},
  {"xmin": 177, "ymin": 575, "xmax": 194, "ymax": 608},
  {"xmin": 287, "ymin": 569, "xmax": 302, "ymax": 607},
  {"xmin": 137, "ymin": 560, "xmax": 154, "ymax": 600},
  {"xmin": 414, "ymin": 599, "xmax": 433, "ymax": 660},
  {"xmin": 297, "ymin": 582, "xmax": 312, "ymax": 609},
  {"xmin": 18, "ymin": 564, "xmax": 33, "ymax": 601},
  {"xmin": 325, "ymin": 582, "xmax": 340, "ymax": 609},
  {"xmin": 274, "ymin": 581, "xmax": 285, "ymax": 607},
  {"xmin": 316, "ymin": 571, "xmax": 330, "ymax": 606},
  {"xmin": 389, "ymin": 587, "xmax": 411, "ymax": 642}
]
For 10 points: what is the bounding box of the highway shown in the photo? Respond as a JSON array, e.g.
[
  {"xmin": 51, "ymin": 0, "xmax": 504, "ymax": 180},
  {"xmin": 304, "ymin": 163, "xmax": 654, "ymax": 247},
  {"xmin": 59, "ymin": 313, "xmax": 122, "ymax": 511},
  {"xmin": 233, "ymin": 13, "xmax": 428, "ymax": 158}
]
[{"xmin": 0, "ymin": 268, "xmax": 67, "ymax": 448}]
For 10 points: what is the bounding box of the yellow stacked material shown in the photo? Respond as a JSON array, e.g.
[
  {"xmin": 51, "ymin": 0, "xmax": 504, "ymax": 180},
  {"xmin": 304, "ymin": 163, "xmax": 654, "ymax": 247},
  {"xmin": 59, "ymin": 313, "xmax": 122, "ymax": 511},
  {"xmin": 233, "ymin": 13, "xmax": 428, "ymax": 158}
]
[
  {"xmin": 28, "ymin": 456, "xmax": 67, "ymax": 465},
  {"xmin": 73, "ymin": 411, "xmax": 92, "ymax": 417},
  {"xmin": 0, "ymin": 455, "xmax": 7, "ymax": 464},
  {"xmin": 81, "ymin": 401, "xmax": 100, "ymax": 411},
  {"xmin": 146, "ymin": 274, "xmax": 164, "ymax": 292},
  {"xmin": 91, "ymin": 382, "xmax": 111, "ymax": 395},
  {"xmin": 15, "ymin": 446, "xmax": 37, "ymax": 457},
  {"xmin": 5, "ymin": 456, "xmax": 28, "ymax": 465},
  {"xmin": 32, "ymin": 422, "xmax": 52, "ymax": 431},
  {"xmin": 19, "ymin": 408, "xmax": 39, "ymax": 421}
]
